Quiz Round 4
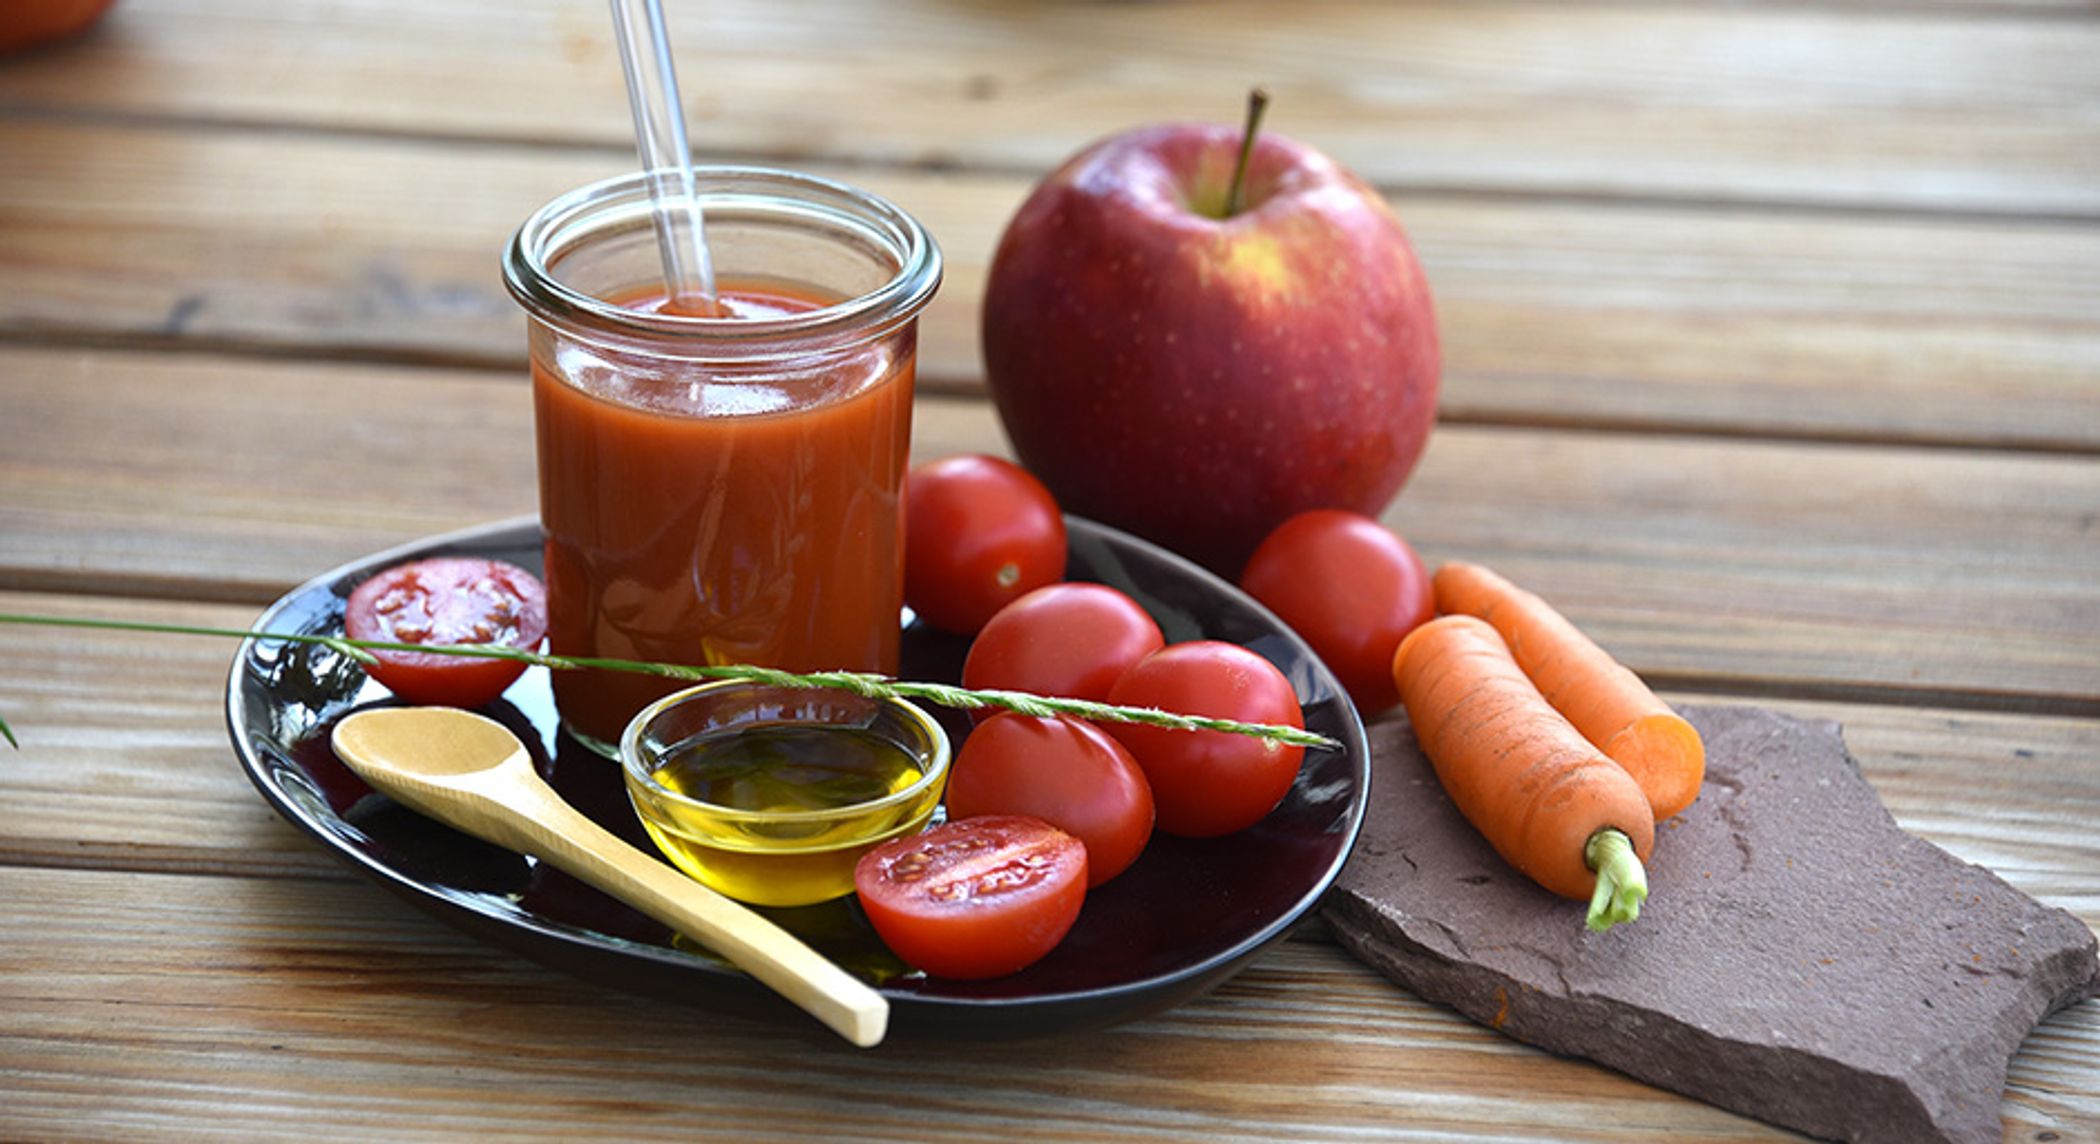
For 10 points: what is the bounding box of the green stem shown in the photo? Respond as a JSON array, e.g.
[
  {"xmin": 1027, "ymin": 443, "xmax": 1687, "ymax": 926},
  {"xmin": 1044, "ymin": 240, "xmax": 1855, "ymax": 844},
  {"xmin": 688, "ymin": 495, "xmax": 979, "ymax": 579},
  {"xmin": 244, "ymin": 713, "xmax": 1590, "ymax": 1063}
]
[
  {"xmin": 0, "ymin": 612, "xmax": 1339, "ymax": 751},
  {"xmin": 1224, "ymin": 86, "xmax": 1270, "ymax": 218},
  {"xmin": 1583, "ymin": 828, "xmax": 1648, "ymax": 933}
]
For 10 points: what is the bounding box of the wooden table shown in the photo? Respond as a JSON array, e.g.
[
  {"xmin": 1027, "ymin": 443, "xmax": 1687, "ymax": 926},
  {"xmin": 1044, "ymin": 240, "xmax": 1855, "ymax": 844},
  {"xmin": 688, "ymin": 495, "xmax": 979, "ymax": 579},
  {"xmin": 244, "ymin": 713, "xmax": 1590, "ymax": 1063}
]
[{"xmin": 2, "ymin": 2, "xmax": 2094, "ymax": 1139}]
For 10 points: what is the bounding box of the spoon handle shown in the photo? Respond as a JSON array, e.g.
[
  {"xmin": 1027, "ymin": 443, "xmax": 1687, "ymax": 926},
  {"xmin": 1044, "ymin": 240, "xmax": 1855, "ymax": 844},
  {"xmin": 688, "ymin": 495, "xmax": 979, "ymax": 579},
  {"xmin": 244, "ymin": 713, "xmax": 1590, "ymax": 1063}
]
[{"xmin": 494, "ymin": 775, "xmax": 890, "ymax": 1047}]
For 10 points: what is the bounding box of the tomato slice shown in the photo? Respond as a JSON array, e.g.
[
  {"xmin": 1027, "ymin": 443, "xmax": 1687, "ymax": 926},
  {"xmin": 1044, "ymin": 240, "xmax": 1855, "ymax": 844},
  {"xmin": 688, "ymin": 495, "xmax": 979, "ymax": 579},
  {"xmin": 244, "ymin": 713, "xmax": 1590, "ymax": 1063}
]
[
  {"xmin": 343, "ymin": 557, "xmax": 548, "ymax": 708},
  {"xmin": 853, "ymin": 816, "xmax": 1087, "ymax": 980}
]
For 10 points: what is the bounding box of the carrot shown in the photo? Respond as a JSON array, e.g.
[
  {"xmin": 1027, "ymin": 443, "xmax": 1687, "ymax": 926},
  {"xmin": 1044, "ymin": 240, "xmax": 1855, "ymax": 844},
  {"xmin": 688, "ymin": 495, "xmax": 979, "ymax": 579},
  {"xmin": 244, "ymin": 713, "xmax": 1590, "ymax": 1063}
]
[
  {"xmin": 1433, "ymin": 561, "xmax": 1704, "ymax": 822},
  {"xmin": 1392, "ymin": 615, "xmax": 1654, "ymax": 931}
]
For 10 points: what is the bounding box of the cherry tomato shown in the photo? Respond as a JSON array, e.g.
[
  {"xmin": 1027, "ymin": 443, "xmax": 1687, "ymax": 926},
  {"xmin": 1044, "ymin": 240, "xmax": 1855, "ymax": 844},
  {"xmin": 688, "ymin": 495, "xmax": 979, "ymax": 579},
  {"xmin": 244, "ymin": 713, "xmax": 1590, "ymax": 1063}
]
[
  {"xmin": 1105, "ymin": 642, "xmax": 1306, "ymax": 838},
  {"xmin": 905, "ymin": 454, "xmax": 1066, "ymax": 634},
  {"xmin": 343, "ymin": 557, "xmax": 548, "ymax": 708},
  {"xmin": 961, "ymin": 582, "xmax": 1163, "ymax": 715},
  {"xmin": 853, "ymin": 816, "xmax": 1087, "ymax": 980},
  {"xmin": 1238, "ymin": 509, "xmax": 1432, "ymax": 715},
  {"xmin": 945, "ymin": 714, "xmax": 1154, "ymax": 886},
  {"xmin": 0, "ymin": 0, "xmax": 114, "ymax": 56}
]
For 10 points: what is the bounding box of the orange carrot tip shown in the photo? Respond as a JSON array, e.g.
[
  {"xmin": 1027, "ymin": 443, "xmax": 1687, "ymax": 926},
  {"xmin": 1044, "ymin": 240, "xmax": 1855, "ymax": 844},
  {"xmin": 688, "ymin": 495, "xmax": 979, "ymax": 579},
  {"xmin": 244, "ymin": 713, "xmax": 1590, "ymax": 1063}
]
[
  {"xmin": 1584, "ymin": 828, "xmax": 1648, "ymax": 933},
  {"xmin": 1432, "ymin": 560, "xmax": 1705, "ymax": 823}
]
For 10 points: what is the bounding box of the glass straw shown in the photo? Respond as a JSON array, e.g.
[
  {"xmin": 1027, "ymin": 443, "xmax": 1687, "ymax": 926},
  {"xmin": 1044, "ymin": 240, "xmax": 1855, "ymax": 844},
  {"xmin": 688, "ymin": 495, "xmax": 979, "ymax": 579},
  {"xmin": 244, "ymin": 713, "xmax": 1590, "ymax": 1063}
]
[{"xmin": 609, "ymin": 0, "xmax": 718, "ymax": 314}]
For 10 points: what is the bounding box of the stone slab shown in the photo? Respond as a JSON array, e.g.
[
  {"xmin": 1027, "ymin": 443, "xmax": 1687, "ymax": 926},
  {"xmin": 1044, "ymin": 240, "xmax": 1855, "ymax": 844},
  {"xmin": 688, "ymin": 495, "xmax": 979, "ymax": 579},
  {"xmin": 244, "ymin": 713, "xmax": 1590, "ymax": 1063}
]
[{"xmin": 1324, "ymin": 704, "xmax": 2098, "ymax": 1144}]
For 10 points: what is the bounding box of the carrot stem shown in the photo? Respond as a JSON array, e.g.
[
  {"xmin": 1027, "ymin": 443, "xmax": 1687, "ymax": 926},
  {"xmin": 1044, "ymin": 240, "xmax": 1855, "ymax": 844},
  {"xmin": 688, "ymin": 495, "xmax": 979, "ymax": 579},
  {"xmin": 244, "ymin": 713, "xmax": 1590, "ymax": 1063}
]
[{"xmin": 1583, "ymin": 828, "xmax": 1647, "ymax": 933}]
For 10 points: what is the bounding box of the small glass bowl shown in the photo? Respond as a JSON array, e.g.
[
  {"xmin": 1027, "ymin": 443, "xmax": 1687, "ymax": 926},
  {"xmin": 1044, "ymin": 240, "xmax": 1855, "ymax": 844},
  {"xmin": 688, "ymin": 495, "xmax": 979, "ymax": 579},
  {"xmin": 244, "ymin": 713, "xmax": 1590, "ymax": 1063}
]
[{"xmin": 619, "ymin": 681, "xmax": 950, "ymax": 907}]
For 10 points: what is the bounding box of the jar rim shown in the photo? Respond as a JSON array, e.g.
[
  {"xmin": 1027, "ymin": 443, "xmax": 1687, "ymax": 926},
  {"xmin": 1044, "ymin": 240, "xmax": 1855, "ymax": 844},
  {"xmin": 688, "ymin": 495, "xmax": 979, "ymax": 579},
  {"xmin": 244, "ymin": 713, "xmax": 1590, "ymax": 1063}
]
[{"xmin": 502, "ymin": 166, "xmax": 942, "ymax": 349}]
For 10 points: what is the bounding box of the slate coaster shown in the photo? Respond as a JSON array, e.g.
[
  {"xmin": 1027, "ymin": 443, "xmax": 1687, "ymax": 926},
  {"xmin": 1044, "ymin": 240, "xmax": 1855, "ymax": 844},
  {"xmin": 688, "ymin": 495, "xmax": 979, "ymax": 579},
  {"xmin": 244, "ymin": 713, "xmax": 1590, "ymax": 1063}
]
[{"xmin": 1324, "ymin": 704, "xmax": 2098, "ymax": 1144}]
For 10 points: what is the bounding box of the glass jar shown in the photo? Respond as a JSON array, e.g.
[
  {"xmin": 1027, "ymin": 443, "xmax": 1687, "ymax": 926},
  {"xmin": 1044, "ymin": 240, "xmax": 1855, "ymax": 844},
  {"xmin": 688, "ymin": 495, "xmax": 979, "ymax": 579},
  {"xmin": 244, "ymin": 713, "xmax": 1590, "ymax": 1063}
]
[{"xmin": 504, "ymin": 169, "xmax": 941, "ymax": 755}]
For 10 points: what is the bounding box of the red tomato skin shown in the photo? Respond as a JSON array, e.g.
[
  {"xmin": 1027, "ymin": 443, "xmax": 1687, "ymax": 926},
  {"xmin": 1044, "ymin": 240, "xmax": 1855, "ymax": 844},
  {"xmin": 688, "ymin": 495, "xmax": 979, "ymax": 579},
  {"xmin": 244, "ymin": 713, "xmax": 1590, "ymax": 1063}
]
[
  {"xmin": 1105, "ymin": 642, "xmax": 1306, "ymax": 838},
  {"xmin": 945, "ymin": 714, "xmax": 1154, "ymax": 886},
  {"xmin": 961, "ymin": 582, "xmax": 1163, "ymax": 717},
  {"xmin": 854, "ymin": 816, "xmax": 1087, "ymax": 980},
  {"xmin": 1238, "ymin": 509, "xmax": 1432, "ymax": 715},
  {"xmin": 904, "ymin": 455, "xmax": 1067, "ymax": 635},
  {"xmin": 343, "ymin": 557, "xmax": 548, "ymax": 708},
  {"xmin": 0, "ymin": 0, "xmax": 115, "ymax": 56}
]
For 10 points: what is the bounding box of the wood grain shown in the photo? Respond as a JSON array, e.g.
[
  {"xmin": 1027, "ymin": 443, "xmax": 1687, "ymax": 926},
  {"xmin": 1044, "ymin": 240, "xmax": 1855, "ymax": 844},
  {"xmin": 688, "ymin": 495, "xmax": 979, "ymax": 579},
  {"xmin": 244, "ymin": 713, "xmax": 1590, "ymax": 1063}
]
[
  {"xmin": 5, "ymin": 347, "xmax": 2095, "ymax": 703},
  {"xmin": 0, "ymin": 347, "xmax": 998, "ymax": 601},
  {"xmin": 1, "ymin": 0, "xmax": 2095, "ymax": 216},
  {"xmin": 2, "ymin": 587, "xmax": 2094, "ymax": 925},
  {"xmin": 1390, "ymin": 425, "xmax": 2100, "ymax": 708},
  {"xmin": 0, "ymin": 863, "xmax": 2090, "ymax": 1142},
  {"xmin": 0, "ymin": 592, "xmax": 347, "ymax": 879},
  {"xmin": 2, "ymin": 124, "xmax": 2096, "ymax": 450},
  {"xmin": 0, "ymin": 0, "xmax": 2093, "ymax": 1137}
]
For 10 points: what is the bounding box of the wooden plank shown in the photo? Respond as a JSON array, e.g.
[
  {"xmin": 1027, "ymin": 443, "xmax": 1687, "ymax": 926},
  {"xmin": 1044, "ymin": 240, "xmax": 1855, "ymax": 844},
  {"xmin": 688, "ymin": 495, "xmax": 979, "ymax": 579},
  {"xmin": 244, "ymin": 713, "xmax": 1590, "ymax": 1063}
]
[
  {"xmin": 2, "ymin": 125, "xmax": 2096, "ymax": 451},
  {"xmin": 1, "ymin": 1, "xmax": 2095, "ymax": 216},
  {"xmin": 1780, "ymin": 0, "xmax": 2099, "ymax": 9},
  {"xmin": 0, "ymin": 348, "xmax": 999, "ymax": 601},
  {"xmin": 2, "ymin": 587, "xmax": 2092, "ymax": 1132},
  {"xmin": 1390, "ymin": 425, "xmax": 2100, "ymax": 708},
  {"xmin": 3, "ymin": 347, "xmax": 2096, "ymax": 700},
  {"xmin": 0, "ymin": 592, "xmax": 348, "ymax": 879},
  {"xmin": 0, "ymin": 863, "xmax": 2089, "ymax": 1141},
  {"xmin": 0, "ymin": 352, "xmax": 541, "ymax": 603},
  {"xmin": 1, "ymin": 582, "xmax": 2095, "ymax": 915}
]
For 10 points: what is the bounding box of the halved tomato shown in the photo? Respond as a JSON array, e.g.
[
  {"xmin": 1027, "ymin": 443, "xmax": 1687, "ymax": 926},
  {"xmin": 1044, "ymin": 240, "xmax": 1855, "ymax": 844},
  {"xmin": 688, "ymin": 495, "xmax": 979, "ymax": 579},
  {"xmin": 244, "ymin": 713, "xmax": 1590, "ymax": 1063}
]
[
  {"xmin": 853, "ymin": 816, "xmax": 1087, "ymax": 980},
  {"xmin": 343, "ymin": 557, "xmax": 548, "ymax": 708}
]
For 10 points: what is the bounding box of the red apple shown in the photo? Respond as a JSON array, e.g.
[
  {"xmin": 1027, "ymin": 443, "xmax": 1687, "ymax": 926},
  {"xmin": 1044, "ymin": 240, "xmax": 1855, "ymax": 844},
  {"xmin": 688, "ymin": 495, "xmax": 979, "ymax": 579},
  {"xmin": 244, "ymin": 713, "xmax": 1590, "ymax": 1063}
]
[{"xmin": 981, "ymin": 101, "xmax": 1439, "ymax": 575}]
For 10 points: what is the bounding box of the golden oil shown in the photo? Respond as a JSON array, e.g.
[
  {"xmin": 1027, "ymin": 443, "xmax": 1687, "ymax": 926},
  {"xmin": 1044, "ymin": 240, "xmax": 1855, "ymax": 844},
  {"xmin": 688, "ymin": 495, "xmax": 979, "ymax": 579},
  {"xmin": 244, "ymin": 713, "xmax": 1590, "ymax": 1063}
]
[{"xmin": 629, "ymin": 722, "xmax": 944, "ymax": 907}]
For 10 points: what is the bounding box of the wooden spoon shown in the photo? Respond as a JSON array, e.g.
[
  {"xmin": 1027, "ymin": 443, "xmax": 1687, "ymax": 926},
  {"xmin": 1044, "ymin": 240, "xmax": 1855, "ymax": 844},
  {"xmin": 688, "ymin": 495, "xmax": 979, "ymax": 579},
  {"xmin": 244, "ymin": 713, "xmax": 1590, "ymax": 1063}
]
[{"xmin": 329, "ymin": 705, "xmax": 889, "ymax": 1047}]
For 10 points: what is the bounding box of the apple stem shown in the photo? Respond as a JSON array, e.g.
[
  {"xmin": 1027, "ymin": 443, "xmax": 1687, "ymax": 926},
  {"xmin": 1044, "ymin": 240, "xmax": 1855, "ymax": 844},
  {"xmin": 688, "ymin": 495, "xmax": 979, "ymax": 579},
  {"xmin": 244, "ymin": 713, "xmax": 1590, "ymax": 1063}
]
[{"xmin": 1225, "ymin": 86, "xmax": 1270, "ymax": 218}]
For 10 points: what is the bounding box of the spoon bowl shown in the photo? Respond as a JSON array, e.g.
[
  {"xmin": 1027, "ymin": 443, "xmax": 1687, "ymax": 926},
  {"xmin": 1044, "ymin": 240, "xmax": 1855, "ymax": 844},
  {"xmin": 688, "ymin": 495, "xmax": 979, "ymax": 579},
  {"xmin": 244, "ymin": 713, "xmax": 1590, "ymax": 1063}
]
[
  {"xmin": 335, "ymin": 704, "xmax": 523, "ymax": 781},
  {"xmin": 329, "ymin": 705, "xmax": 888, "ymax": 1047}
]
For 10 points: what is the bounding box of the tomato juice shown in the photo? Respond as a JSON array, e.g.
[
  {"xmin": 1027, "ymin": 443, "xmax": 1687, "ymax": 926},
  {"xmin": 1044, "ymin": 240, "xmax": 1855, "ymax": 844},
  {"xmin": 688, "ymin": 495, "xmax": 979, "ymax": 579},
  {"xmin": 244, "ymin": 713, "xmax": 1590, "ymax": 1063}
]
[
  {"xmin": 506, "ymin": 169, "xmax": 942, "ymax": 754},
  {"xmin": 533, "ymin": 282, "xmax": 915, "ymax": 749}
]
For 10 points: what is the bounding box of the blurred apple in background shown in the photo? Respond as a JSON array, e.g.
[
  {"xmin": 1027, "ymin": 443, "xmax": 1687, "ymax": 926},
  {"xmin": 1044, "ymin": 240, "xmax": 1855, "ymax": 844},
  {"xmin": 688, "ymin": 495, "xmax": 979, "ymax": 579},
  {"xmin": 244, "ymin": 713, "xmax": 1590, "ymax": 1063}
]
[
  {"xmin": 0, "ymin": 0, "xmax": 116, "ymax": 56},
  {"xmin": 981, "ymin": 91, "xmax": 1439, "ymax": 575}
]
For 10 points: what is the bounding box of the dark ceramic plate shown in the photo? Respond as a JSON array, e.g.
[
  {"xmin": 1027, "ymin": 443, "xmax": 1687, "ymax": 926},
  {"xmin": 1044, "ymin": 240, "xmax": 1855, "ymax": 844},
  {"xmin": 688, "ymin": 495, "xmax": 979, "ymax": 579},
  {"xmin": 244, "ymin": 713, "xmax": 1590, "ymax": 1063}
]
[{"xmin": 226, "ymin": 515, "xmax": 1368, "ymax": 1041}]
